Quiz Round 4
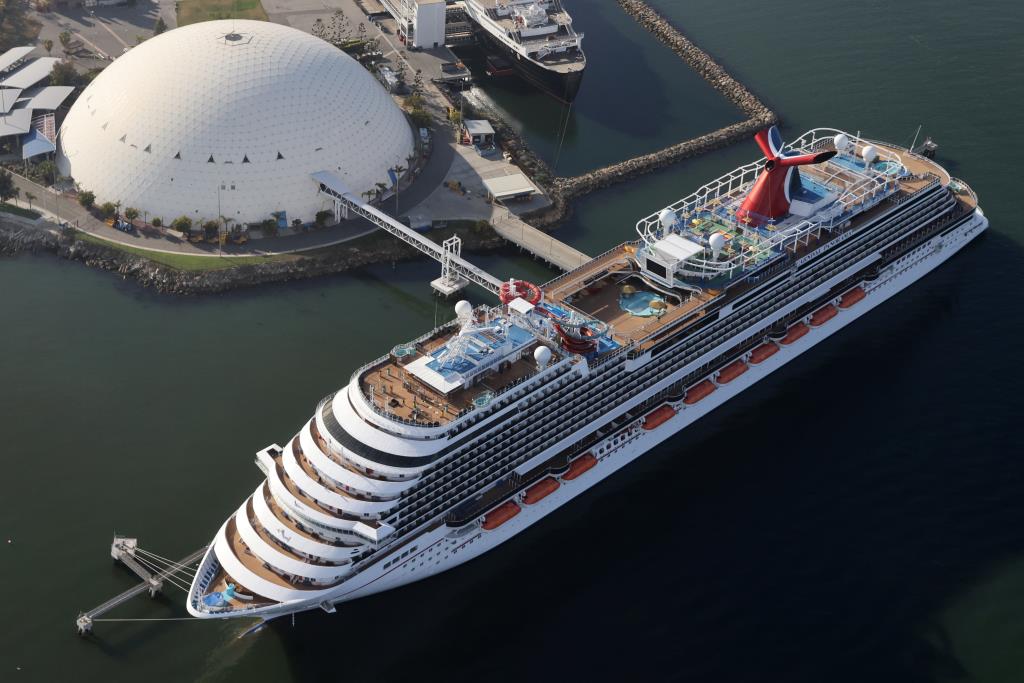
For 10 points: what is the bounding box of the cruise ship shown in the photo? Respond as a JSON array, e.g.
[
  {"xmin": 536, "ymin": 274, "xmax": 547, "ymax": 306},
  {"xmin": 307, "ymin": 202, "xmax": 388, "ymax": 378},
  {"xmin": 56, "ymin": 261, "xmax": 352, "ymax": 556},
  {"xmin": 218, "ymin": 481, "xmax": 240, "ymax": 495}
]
[
  {"xmin": 462, "ymin": 0, "xmax": 585, "ymax": 102},
  {"xmin": 188, "ymin": 126, "xmax": 987, "ymax": 621}
]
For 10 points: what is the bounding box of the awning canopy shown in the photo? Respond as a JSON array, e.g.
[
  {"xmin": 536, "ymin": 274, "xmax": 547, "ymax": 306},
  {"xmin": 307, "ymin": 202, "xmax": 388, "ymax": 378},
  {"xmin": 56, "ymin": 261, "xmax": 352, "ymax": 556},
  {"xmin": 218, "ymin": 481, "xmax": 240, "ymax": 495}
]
[
  {"xmin": 0, "ymin": 88, "xmax": 23, "ymax": 114},
  {"xmin": 652, "ymin": 233, "xmax": 703, "ymax": 263},
  {"xmin": 0, "ymin": 47, "xmax": 34, "ymax": 74},
  {"xmin": 463, "ymin": 119, "xmax": 494, "ymax": 136},
  {"xmin": 21, "ymin": 127, "xmax": 56, "ymax": 159},
  {"xmin": 0, "ymin": 107, "xmax": 32, "ymax": 136},
  {"xmin": 483, "ymin": 173, "xmax": 537, "ymax": 201},
  {"xmin": 1, "ymin": 58, "xmax": 58, "ymax": 90},
  {"xmin": 18, "ymin": 85, "xmax": 74, "ymax": 111}
]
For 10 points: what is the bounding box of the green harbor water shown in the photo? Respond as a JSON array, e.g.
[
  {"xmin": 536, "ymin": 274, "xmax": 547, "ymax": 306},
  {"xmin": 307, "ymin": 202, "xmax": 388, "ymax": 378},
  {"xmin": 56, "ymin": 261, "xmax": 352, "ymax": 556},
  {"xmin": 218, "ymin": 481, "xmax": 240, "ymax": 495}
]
[{"xmin": 2, "ymin": 1, "xmax": 1023, "ymax": 681}]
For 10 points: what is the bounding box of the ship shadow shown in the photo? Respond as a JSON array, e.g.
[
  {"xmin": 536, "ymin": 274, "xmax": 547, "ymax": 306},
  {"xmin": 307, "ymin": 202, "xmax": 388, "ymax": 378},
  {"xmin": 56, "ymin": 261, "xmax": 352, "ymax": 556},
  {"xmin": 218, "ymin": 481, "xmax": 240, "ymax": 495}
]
[{"xmin": 235, "ymin": 229, "xmax": 1024, "ymax": 683}]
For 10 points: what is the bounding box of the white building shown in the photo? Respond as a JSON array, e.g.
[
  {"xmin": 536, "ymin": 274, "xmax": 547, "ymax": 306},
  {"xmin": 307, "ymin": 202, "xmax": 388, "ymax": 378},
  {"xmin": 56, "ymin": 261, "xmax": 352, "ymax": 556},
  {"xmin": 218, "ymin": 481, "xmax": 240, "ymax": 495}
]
[
  {"xmin": 381, "ymin": 0, "xmax": 446, "ymax": 49},
  {"xmin": 56, "ymin": 20, "xmax": 414, "ymax": 225}
]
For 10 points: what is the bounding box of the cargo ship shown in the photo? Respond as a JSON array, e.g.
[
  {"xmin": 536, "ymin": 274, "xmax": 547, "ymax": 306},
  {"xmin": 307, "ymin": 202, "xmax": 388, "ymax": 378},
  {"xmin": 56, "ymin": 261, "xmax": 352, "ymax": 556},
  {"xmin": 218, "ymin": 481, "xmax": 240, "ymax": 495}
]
[
  {"xmin": 188, "ymin": 126, "xmax": 986, "ymax": 621},
  {"xmin": 461, "ymin": 0, "xmax": 585, "ymax": 102}
]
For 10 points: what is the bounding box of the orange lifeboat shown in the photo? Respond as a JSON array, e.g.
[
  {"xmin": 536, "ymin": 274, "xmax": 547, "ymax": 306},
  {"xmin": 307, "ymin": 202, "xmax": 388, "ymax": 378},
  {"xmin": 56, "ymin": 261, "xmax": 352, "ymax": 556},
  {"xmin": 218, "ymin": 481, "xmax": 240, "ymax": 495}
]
[
  {"xmin": 749, "ymin": 342, "xmax": 778, "ymax": 364},
  {"xmin": 522, "ymin": 477, "xmax": 559, "ymax": 505},
  {"xmin": 482, "ymin": 501, "xmax": 521, "ymax": 530},
  {"xmin": 780, "ymin": 322, "xmax": 809, "ymax": 345},
  {"xmin": 563, "ymin": 453, "xmax": 597, "ymax": 481},
  {"xmin": 839, "ymin": 286, "xmax": 866, "ymax": 309},
  {"xmin": 810, "ymin": 304, "xmax": 837, "ymax": 327},
  {"xmin": 717, "ymin": 359, "xmax": 748, "ymax": 384},
  {"xmin": 643, "ymin": 405, "xmax": 677, "ymax": 430},
  {"xmin": 683, "ymin": 379, "xmax": 716, "ymax": 405}
]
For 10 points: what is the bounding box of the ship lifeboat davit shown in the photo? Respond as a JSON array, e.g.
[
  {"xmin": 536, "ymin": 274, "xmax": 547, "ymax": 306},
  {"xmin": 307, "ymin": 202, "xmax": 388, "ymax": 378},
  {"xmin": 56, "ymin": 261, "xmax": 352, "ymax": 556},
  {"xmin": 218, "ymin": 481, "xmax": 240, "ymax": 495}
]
[
  {"xmin": 780, "ymin": 322, "xmax": 809, "ymax": 345},
  {"xmin": 499, "ymin": 279, "xmax": 542, "ymax": 305},
  {"xmin": 482, "ymin": 500, "xmax": 521, "ymax": 530},
  {"xmin": 810, "ymin": 304, "xmax": 837, "ymax": 327},
  {"xmin": 643, "ymin": 405, "xmax": 677, "ymax": 430},
  {"xmin": 749, "ymin": 342, "xmax": 778, "ymax": 364},
  {"xmin": 839, "ymin": 286, "xmax": 866, "ymax": 309},
  {"xmin": 563, "ymin": 453, "xmax": 597, "ymax": 481},
  {"xmin": 523, "ymin": 477, "xmax": 559, "ymax": 505},
  {"xmin": 717, "ymin": 359, "xmax": 748, "ymax": 384},
  {"xmin": 683, "ymin": 379, "xmax": 716, "ymax": 405}
]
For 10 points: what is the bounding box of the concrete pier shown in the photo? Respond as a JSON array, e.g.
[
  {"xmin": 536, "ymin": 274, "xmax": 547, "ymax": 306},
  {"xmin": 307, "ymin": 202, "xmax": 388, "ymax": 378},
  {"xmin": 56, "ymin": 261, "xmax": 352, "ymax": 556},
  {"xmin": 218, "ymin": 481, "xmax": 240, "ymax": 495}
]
[{"xmin": 492, "ymin": 209, "xmax": 590, "ymax": 272}]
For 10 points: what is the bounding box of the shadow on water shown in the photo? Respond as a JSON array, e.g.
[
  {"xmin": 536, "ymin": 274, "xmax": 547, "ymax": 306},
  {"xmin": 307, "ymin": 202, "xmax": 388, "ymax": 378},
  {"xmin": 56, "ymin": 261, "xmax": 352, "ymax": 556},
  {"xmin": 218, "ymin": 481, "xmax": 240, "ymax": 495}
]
[{"xmin": 208, "ymin": 231, "xmax": 1024, "ymax": 683}]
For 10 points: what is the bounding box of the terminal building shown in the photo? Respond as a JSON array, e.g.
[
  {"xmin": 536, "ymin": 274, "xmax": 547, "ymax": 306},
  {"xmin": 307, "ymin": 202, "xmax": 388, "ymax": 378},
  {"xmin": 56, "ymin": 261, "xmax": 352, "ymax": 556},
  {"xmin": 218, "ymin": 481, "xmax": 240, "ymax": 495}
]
[
  {"xmin": 56, "ymin": 20, "xmax": 414, "ymax": 226},
  {"xmin": 380, "ymin": 0, "xmax": 447, "ymax": 49},
  {"xmin": 0, "ymin": 47, "xmax": 73, "ymax": 161}
]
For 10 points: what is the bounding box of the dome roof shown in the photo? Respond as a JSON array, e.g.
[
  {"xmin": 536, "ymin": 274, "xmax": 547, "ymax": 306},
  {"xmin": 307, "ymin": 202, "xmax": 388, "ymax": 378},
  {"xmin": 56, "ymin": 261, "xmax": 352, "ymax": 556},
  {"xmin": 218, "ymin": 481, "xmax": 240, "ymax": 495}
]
[{"xmin": 57, "ymin": 20, "xmax": 414, "ymax": 225}]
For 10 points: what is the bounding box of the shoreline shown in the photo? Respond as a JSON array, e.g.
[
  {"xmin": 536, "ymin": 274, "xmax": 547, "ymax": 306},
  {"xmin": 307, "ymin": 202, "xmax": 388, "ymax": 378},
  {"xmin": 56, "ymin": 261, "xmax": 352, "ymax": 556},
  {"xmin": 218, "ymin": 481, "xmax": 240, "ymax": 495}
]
[{"xmin": 1, "ymin": 0, "xmax": 777, "ymax": 295}]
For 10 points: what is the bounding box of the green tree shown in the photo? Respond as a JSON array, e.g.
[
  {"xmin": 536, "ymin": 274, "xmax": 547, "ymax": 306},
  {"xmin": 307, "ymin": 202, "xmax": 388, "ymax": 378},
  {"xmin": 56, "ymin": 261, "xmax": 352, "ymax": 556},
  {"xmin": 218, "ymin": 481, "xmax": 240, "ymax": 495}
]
[
  {"xmin": 58, "ymin": 30, "xmax": 72, "ymax": 56},
  {"xmin": 49, "ymin": 60, "xmax": 79, "ymax": 87},
  {"xmin": 171, "ymin": 215, "xmax": 193, "ymax": 235},
  {"xmin": 24, "ymin": 191, "xmax": 35, "ymax": 210},
  {"xmin": 153, "ymin": 16, "xmax": 167, "ymax": 36},
  {"xmin": 410, "ymin": 108, "xmax": 433, "ymax": 128},
  {"xmin": 0, "ymin": 169, "xmax": 16, "ymax": 204},
  {"xmin": 151, "ymin": 216, "xmax": 162, "ymax": 228},
  {"xmin": 98, "ymin": 202, "xmax": 117, "ymax": 219},
  {"xmin": 260, "ymin": 218, "xmax": 278, "ymax": 238},
  {"xmin": 35, "ymin": 159, "xmax": 57, "ymax": 184},
  {"xmin": 124, "ymin": 207, "xmax": 139, "ymax": 222},
  {"xmin": 315, "ymin": 210, "xmax": 332, "ymax": 227},
  {"xmin": 43, "ymin": 39, "xmax": 53, "ymax": 56},
  {"xmin": 374, "ymin": 181, "xmax": 387, "ymax": 202},
  {"xmin": 77, "ymin": 190, "xmax": 95, "ymax": 209}
]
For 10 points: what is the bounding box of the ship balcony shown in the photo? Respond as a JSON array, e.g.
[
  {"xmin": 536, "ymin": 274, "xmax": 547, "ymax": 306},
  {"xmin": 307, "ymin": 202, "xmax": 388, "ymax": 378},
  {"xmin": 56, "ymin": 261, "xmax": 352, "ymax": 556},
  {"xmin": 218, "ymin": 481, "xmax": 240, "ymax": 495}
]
[
  {"xmin": 250, "ymin": 490, "xmax": 363, "ymax": 564},
  {"xmin": 258, "ymin": 483, "xmax": 364, "ymax": 556},
  {"xmin": 187, "ymin": 543, "xmax": 278, "ymax": 618},
  {"xmin": 301, "ymin": 421, "xmax": 415, "ymax": 499},
  {"xmin": 211, "ymin": 518, "xmax": 346, "ymax": 604},
  {"xmin": 259, "ymin": 449, "xmax": 394, "ymax": 544},
  {"xmin": 284, "ymin": 440, "xmax": 400, "ymax": 518},
  {"xmin": 235, "ymin": 500, "xmax": 355, "ymax": 583}
]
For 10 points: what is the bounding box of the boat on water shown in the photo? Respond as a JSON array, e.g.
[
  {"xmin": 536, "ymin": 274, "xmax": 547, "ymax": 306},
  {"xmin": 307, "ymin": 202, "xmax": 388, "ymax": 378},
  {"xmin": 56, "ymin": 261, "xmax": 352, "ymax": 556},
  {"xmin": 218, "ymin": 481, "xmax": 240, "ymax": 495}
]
[
  {"xmin": 462, "ymin": 0, "xmax": 585, "ymax": 102},
  {"xmin": 188, "ymin": 126, "xmax": 987, "ymax": 621}
]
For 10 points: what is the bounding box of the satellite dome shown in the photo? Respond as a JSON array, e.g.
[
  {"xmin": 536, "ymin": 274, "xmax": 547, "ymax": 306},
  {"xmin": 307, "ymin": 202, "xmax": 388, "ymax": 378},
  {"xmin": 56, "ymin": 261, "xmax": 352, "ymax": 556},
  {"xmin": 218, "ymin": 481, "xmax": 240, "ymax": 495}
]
[
  {"xmin": 833, "ymin": 133, "xmax": 850, "ymax": 152},
  {"xmin": 533, "ymin": 345, "xmax": 552, "ymax": 368},
  {"xmin": 454, "ymin": 300, "xmax": 473, "ymax": 318},
  {"xmin": 658, "ymin": 208, "xmax": 677, "ymax": 230},
  {"xmin": 57, "ymin": 20, "xmax": 414, "ymax": 225},
  {"xmin": 861, "ymin": 145, "xmax": 878, "ymax": 165},
  {"xmin": 708, "ymin": 232, "xmax": 726, "ymax": 259}
]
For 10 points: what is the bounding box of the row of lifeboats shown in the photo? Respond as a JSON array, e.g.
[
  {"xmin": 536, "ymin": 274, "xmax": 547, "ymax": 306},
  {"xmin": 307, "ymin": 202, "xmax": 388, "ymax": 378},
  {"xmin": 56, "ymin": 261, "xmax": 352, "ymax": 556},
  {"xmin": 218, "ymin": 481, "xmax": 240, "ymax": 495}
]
[
  {"xmin": 480, "ymin": 452, "xmax": 600, "ymax": 530},
  {"xmin": 679, "ymin": 285, "xmax": 867, "ymax": 406}
]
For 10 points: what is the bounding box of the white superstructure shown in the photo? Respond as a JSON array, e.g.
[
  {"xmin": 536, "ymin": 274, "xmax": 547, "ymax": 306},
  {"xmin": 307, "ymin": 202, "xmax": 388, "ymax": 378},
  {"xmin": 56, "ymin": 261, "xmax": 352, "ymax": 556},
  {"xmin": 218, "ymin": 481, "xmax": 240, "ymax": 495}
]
[
  {"xmin": 56, "ymin": 20, "xmax": 414, "ymax": 226},
  {"xmin": 187, "ymin": 127, "xmax": 987, "ymax": 621}
]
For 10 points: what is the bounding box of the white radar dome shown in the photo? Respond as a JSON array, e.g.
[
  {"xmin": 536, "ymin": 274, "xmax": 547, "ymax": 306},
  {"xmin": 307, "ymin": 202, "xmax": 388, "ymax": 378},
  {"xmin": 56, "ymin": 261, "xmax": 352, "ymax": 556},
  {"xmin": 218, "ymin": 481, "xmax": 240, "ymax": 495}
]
[
  {"xmin": 57, "ymin": 20, "xmax": 414, "ymax": 225},
  {"xmin": 658, "ymin": 208, "xmax": 677, "ymax": 229},
  {"xmin": 833, "ymin": 133, "xmax": 850, "ymax": 152},
  {"xmin": 454, "ymin": 300, "xmax": 473, "ymax": 319},
  {"xmin": 861, "ymin": 145, "xmax": 878, "ymax": 165},
  {"xmin": 534, "ymin": 345, "xmax": 552, "ymax": 368},
  {"xmin": 709, "ymin": 232, "xmax": 726, "ymax": 259}
]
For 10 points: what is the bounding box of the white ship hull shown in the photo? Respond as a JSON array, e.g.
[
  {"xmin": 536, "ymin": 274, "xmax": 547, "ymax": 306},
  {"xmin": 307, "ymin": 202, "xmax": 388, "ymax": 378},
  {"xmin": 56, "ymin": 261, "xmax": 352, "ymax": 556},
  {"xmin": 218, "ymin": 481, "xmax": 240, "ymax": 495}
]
[{"xmin": 194, "ymin": 209, "xmax": 986, "ymax": 623}]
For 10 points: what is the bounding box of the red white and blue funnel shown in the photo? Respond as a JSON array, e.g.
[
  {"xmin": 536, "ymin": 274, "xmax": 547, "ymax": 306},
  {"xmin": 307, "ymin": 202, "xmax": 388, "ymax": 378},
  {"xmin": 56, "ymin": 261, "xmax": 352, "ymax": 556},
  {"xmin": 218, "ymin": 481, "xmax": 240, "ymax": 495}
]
[{"xmin": 736, "ymin": 126, "xmax": 836, "ymax": 226}]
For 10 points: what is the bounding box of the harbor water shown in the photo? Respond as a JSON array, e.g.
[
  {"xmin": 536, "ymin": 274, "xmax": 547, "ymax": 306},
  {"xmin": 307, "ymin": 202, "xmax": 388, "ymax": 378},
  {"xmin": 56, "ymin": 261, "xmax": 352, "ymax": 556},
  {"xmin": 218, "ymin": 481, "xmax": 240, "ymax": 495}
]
[{"xmin": 2, "ymin": 0, "xmax": 1023, "ymax": 680}]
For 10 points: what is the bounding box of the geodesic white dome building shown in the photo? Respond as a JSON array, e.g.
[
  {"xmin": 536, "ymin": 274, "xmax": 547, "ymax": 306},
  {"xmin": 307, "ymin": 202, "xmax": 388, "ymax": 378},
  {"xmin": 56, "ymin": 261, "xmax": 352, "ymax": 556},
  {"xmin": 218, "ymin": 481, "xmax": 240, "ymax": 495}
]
[{"xmin": 57, "ymin": 20, "xmax": 414, "ymax": 226}]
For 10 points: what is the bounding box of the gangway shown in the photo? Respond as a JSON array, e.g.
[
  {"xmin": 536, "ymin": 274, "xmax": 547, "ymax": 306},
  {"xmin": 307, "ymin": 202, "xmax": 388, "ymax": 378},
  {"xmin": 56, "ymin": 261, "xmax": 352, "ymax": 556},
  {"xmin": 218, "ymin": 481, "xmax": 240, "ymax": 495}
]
[
  {"xmin": 314, "ymin": 170, "xmax": 503, "ymax": 296},
  {"xmin": 75, "ymin": 536, "xmax": 207, "ymax": 635}
]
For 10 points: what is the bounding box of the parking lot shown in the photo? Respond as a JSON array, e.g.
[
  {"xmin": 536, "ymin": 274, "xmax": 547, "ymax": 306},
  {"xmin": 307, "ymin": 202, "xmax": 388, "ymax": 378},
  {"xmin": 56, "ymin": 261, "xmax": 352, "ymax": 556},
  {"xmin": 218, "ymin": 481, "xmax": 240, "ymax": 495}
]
[{"xmin": 34, "ymin": 0, "xmax": 176, "ymax": 70}]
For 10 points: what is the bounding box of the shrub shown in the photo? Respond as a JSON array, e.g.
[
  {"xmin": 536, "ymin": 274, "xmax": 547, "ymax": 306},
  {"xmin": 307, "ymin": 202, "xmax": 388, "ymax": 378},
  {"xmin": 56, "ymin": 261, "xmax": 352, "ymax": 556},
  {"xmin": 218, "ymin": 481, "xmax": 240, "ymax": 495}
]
[
  {"xmin": 124, "ymin": 207, "xmax": 139, "ymax": 221},
  {"xmin": 150, "ymin": 216, "xmax": 162, "ymax": 228},
  {"xmin": 77, "ymin": 190, "xmax": 95, "ymax": 209},
  {"xmin": 409, "ymin": 108, "xmax": 432, "ymax": 128},
  {"xmin": 261, "ymin": 218, "xmax": 278, "ymax": 238},
  {"xmin": 98, "ymin": 202, "xmax": 117, "ymax": 219},
  {"xmin": 171, "ymin": 215, "xmax": 192, "ymax": 235},
  {"xmin": 315, "ymin": 210, "xmax": 333, "ymax": 227}
]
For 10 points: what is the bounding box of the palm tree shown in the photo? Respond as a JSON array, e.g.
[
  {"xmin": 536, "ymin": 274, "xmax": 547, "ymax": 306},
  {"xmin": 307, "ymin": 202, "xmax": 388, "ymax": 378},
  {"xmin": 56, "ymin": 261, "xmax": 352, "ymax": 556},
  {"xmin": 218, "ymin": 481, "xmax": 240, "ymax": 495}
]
[
  {"xmin": 374, "ymin": 181, "xmax": 387, "ymax": 204},
  {"xmin": 58, "ymin": 30, "xmax": 72, "ymax": 57},
  {"xmin": 43, "ymin": 39, "xmax": 53, "ymax": 56},
  {"xmin": 361, "ymin": 189, "xmax": 375, "ymax": 204},
  {"xmin": 390, "ymin": 164, "xmax": 406, "ymax": 213},
  {"xmin": 124, "ymin": 207, "xmax": 139, "ymax": 222},
  {"xmin": 24, "ymin": 192, "xmax": 36, "ymax": 210}
]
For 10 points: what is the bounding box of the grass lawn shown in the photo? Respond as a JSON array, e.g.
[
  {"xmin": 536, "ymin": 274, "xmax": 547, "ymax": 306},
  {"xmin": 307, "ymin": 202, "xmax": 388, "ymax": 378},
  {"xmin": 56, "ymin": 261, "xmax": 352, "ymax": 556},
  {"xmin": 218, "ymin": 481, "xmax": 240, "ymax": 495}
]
[
  {"xmin": 0, "ymin": 202, "xmax": 41, "ymax": 220},
  {"xmin": 176, "ymin": 0, "xmax": 268, "ymax": 26},
  {"xmin": 73, "ymin": 232, "xmax": 298, "ymax": 271}
]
